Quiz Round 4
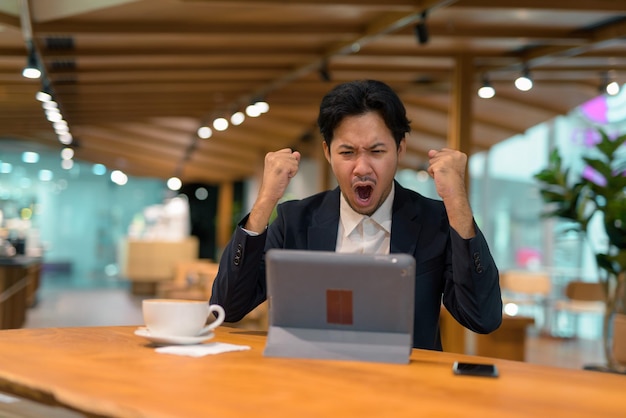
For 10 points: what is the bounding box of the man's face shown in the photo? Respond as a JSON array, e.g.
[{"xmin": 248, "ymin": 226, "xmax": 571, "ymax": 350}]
[{"xmin": 323, "ymin": 112, "xmax": 405, "ymax": 216}]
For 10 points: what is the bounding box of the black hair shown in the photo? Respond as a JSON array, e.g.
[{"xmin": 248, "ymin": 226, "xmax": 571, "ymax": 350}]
[{"xmin": 317, "ymin": 79, "xmax": 411, "ymax": 149}]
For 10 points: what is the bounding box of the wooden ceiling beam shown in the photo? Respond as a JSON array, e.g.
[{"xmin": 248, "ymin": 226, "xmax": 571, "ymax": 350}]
[
  {"xmin": 2, "ymin": 0, "xmax": 622, "ymax": 186},
  {"xmin": 182, "ymin": 0, "xmax": 420, "ymax": 6},
  {"xmin": 47, "ymin": 70, "xmax": 287, "ymax": 83},
  {"xmin": 51, "ymin": 82, "xmax": 260, "ymax": 93},
  {"xmin": 178, "ymin": 161, "xmax": 250, "ymax": 184},
  {"xmin": 480, "ymin": 16, "xmax": 626, "ymax": 74},
  {"xmin": 76, "ymin": 130, "xmax": 255, "ymax": 178},
  {"xmin": 75, "ymin": 129, "xmax": 188, "ymax": 161},
  {"xmin": 34, "ymin": 22, "xmax": 361, "ymax": 36},
  {"xmin": 0, "ymin": 11, "xmax": 20, "ymax": 28},
  {"xmin": 455, "ymin": 0, "xmax": 626, "ymax": 12},
  {"xmin": 74, "ymin": 144, "xmax": 179, "ymax": 178},
  {"xmin": 231, "ymin": 0, "xmax": 459, "ymax": 109},
  {"xmin": 87, "ymin": 123, "xmax": 191, "ymax": 147}
]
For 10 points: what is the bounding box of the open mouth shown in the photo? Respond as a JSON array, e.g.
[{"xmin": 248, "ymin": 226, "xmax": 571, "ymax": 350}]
[{"xmin": 355, "ymin": 185, "xmax": 373, "ymax": 202}]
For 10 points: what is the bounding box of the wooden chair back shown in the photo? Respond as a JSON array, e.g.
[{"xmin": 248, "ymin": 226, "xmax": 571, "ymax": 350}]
[
  {"xmin": 172, "ymin": 260, "xmax": 219, "ymax": 289},
  {"xmin": 170, "ymin": 259, "xmax": 269, "ymax": 330},
  {"xmin": 564, "ymin": 281, "xmax": 605, "ymax": 302},
  {"xmin": 500, "ymin": 270, "xmax": 552, "ymax": 296},
  {"xmin": 157, "ymin": 259, "xmax": 220, "ymax": 300}
]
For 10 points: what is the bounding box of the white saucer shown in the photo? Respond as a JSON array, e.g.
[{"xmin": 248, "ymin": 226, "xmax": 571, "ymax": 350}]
[{"xmin": 134, "ymin": 327, "xmax": 215, "ymax": 346}]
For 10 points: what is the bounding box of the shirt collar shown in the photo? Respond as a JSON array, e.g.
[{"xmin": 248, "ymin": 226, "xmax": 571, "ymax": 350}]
[{"xmin": 340, "ymin": 182, "xmax": 394, "ymax": 237}]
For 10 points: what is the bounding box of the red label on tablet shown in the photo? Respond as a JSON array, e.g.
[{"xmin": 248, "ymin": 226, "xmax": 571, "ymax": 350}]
[{"xmin": 326, "ymin": 289, "xmax": 353, "ymax": 325}]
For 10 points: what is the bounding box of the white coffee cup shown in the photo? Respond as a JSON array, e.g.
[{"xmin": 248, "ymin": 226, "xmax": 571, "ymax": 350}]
[{"xmin": 142, "ymin": 299, "xmax": 225, "ymax": 337}]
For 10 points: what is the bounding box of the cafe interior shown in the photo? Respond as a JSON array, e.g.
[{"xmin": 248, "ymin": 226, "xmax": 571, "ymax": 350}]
[{"xmin": 1, "ymin": 1, "xmax": 626, "ymax": 416}]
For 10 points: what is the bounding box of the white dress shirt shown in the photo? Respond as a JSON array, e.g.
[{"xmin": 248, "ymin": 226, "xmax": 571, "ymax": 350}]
[{"xmin": 336, "ymin": 183, "xmax": 394, "ymax": 255}]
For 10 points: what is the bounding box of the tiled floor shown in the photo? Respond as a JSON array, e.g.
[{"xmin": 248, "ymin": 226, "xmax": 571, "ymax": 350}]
[
  {"xmin": 23, "ymin": 271, "xmax": 606, "ymax": 371},
  {"xmin": 24, "ymin": 272, "xmax": 147, "ymax": 329}
]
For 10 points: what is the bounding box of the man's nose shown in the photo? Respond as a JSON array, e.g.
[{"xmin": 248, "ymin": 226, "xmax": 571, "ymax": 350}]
[{"xmin": 353, "ymin": 154, "xmax": 372, "ymax": 176}]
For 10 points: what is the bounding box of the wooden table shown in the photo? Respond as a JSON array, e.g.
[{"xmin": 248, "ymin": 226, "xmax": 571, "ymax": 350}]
[{"xmin": 0, "ymin": 326, "xmax": 624, "ymax": 418}]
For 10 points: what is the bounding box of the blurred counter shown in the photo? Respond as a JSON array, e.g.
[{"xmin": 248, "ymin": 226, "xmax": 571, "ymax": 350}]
[{"xmin": 0, "ymin": 256, "xmax": 42, "ymax": 329}]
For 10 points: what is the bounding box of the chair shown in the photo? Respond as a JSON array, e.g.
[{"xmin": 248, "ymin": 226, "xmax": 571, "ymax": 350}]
[
  {"xmin": 157, "ymin": 259, "xmax": 268, "ymax": 330},
  {"xmin": 551, "ymin": 280, "xmax": 605, "ymax": 338},
  {"xmin": 500, "ymin": 270, "xmax": 552, "ymax": 330},
  {"xmin": 612, "ymin": 313, "xmax": 626, "ymax": 366},
  {"xmin": 157, "ymin": 259, "xmax": 220, "ymax": 300}
]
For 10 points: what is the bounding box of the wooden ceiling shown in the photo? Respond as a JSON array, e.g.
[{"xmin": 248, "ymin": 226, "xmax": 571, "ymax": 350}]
[{"xmin": 1, "ymin": 0, "xmax": 625, "ymax": 185}]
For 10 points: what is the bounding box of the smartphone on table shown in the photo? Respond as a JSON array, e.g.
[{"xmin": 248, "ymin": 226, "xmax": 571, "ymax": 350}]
[{"xmin": 452, "ymin": 361, "xmax": 499, "ymax": 377}]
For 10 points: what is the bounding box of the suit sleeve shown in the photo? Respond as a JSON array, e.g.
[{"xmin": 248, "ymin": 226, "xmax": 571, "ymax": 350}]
[
  {"xmin": 442, "ymin": 221, "xmax": 502, "ymax": 334},
  {"xmin": 209, "ymin": 214, "xmax": 268, "ymax": 322}
]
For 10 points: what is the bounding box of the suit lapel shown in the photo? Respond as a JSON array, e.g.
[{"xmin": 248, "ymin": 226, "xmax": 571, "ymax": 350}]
[
  {"xmin": 305, "ymin": 183, "xmax": 422, "ymax": 254},
  {"xmin": 308, "ymin": 188, "xmax": 340, "ymax": 251},
  {"xmin": 390, "ymin": 182, "xmax": 421, "ymax": 256}
]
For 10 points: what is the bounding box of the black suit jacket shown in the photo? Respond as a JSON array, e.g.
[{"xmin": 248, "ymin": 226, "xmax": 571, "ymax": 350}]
[{"xmin": 210, "ymin": 181, "xmax": 502, "ymax": 350}]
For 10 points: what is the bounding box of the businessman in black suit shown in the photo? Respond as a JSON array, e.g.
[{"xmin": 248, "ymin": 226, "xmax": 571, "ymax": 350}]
[{"xmin": 210, "ymin": 79, "xmax": 502, "ymax": 350}]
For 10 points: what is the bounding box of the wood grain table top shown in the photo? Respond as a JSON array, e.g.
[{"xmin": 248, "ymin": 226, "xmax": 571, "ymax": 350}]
[{"xmin": 0, "ymin": 325, "xmax": 624, "ymax": 418}]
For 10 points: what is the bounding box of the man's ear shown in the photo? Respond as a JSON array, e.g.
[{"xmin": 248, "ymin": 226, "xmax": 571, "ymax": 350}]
[
  {"xmin": 397, "ymin": 138, "xmax": 407, "ymax": 161},
  {"xmin": 323, "ymin": 141, "xmax": 331, "ymax": 163}
]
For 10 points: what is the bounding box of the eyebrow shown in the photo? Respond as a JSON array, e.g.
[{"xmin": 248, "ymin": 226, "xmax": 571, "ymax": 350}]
[{"xmin": 336, "ymin": 142, "xmax": 387, "ymax": 150}]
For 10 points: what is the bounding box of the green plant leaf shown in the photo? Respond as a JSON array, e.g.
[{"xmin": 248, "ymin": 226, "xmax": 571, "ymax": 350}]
[
  {"xmin": 538, "ymin": 189, "xmax": 567, "ymax": 202},
  {"xmin": 535, "ymin": 127, "xmax": 626, "ymax": 295},
  {"xmin": 534, "ymin": 170, "xmax": 559, "ymax": 184},
  {"xmin": 596, "ymin": 130, "xmax": 626, "ymax": 157},
  {"xmin": 582, "ymin": 157, "xmax": 611, "ymax": 179}
]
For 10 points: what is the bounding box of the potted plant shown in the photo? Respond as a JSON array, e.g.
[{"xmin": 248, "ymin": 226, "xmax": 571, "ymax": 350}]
[{"xmin": 534, "ymin": 129, "xmax": 626, "ymax": 373}]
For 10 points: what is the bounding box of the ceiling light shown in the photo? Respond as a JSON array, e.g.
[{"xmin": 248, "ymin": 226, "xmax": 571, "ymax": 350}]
[
  {"xmin": 58, "ymin": 132, "xmax": 73, "ymax": 145},
  {"xmin": 111, "ymin": 170, "xmax": 128, "ymax": 186},
  {"xmin": 60, "ymin": 147, "xmax": 74, "ymax": 160},
  {"xmin": 478, "ymin": 75, "xmax": 495, "ymax": 99},
  {"xmin": 414, "ymin": 11, "xmax": 429, "ymax": 45},
  {"xmin": 45, "ymin": 109, "xmax": 63, "ymax": 122},
  {"xmin": 246, "ymin": 103, "xmax": 262, "ymax": 117},
  {"xmin": 36, "ymin": 87, "xmax": 52, "ymax": 102},
  {"xmin": 42, "ymin": 101, "xmax": 58, "ymax": 110},
  {"xmin": 598, "ymin": 72, "xmax": 619, "ymax": 96},
  {"xmin": 53, "ymin": 121, "xmax": 69, "ymax": 132},
  {"xmin": 254, "ymin": 100, "xmax": 269, "ymax": 114},
  {"xmin": 606, "ymin": 81, "xmax": 620, "ymax": 96},
  {"xmin": 230, "ymin": 111, "xmax": 245, "ymax": 126},
  {"xmin": 515, "ymin": 67, "xmax": 533, "ymax": 92},
  {"xmin": 22, "ymin": 151, "xmax": 39, "ymax": 163},
  {"xmin": 167, "ymin": 177, "xmax": 182, "ymax": 191},
  {"xmin": 22, "ymin": 42, "xmax": 41, "ymax": 79},
  {"xmin": 213, "ymin": 117, "xmax": 229, "ymax": 132},
  {"xmin": 36, "ymin": 79, "xmax": 53, "ymax": 101},
  {"xmin": 197, "ymin": 126, "xmax": 212, "ymax": 139},
  {"xmin": 92, "ymin": 164, "xmax": 107, "ymax": 176}
]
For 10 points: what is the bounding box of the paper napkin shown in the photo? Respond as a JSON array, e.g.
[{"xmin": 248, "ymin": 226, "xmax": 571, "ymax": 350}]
[{"xmin": 155, "ymin": 342, "xmax": 251, "ymax": 357}]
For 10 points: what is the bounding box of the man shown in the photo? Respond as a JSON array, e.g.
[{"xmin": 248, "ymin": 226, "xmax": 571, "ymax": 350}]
[{"xmin": 210, "ymin": 79, "xmax": 502, "ymax": 350}]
